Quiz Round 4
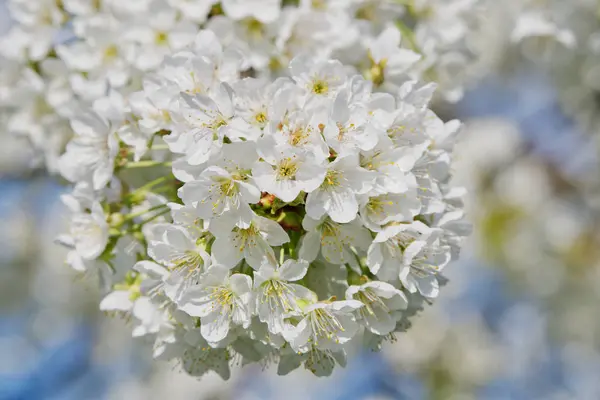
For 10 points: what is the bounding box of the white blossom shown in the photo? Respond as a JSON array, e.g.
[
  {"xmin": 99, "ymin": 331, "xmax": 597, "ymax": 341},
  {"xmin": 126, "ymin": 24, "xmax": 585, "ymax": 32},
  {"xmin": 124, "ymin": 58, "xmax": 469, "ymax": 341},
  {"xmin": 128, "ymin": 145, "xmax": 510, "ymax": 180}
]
[
  {"xmin": 300, "ymin": 216, "xmax": 372, "ymax": 272},
  {"xmin": 211, "ymin": 213, "xmax": 289, "ymax": 270},
  {"xmin": 305, "ymin": 155, "xmax": 374, "ymax": 223},
  {"xmin": 179, "ymin": 266, "xmax": 254, "ymax": 344},
  {"xmin": 346, "ymin": 280, "xmax": 407, "ymax": 335},
  {"xmin": 366, "ymin": 26, "xmax": 421, "ymax": 90},
  {"xmin": 0, "ymin": 2, "xmax": 474, "ymax": 378},
  {"xmin": 57, "ymin": 201, "xmax": 109, "ymax": 272},
  {"xmin": 283, "ymin": 299, "xmax": 363, "ymax": 353},
  {"xmin": 367, "ymin": 221, "xmax": 429, "ymax": 282},
  {"xmin": 400, "ymin": 228, "xmax": 451, "ymax": 298},
  {"xmin": 59, "ymin": 112, "xmax": 118, "ymax": 190},
  {"xmin": 125, "ymin": 0, "xmax": 197, "ymax": 71},
  {"xmin": 254, "ymin": 259, "xmax": 313, "ymax": 334},
  {"xmin": 252, "ymin": 142, "xmax": 326, "ymax": 203}
]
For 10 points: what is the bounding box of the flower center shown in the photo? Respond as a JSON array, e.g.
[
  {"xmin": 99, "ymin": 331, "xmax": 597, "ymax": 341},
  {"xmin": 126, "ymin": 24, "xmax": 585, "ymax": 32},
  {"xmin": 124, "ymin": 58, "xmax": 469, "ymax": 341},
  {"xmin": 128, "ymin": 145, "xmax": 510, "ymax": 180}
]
[
  {"xmin": 356, "ymin": 289, "xmax": 389, "ymax": 318},
  {"xmin": 245, "ymin": 18, "xmax": 265, "ymax": 39},
  {"xmin": 217, "ymin": 178, "xmax": 238, "ymax": 197},
  {"xmin": 368, "ymin": 198, "xmax": 384, "ymax": 215},
  {"xmin": 235, "ymin": 224, "xmax": 260, "ymax": 251},
  {"xmin": 336, "ymin": 122, "xmax": 356, "ymax": 142},
  {"xmin": 210, "ymin": 286, "xmax": 235, "ymax": 308},
  {"xmin": 288, "ymin": 125, "xmax": 310, "ymax": 146},
  {"xmin": 319, "ymin": 219, "xmax": 340, "ymax": 238},
  {"xmin": 368, "ymin": 52, "xmax": 387, "ymax": 86},
  {"xmin": 276, "ymin": 158, "xmax": 299, "ymax": 180},
  {"xmin": 103, "ymin": 45, "xmax": 118, "ymax": 62},
  {"xmin": 368, "ymin": 197, "xmax": 395, "ymax": 216},
  {"xmin": 311, "ymin": 79, "xmax": 329, "ymax": 95},
  {"xmin": 155, "ymin": 31, "xmax": 169, "ymax": 45},
  {"xmin": 207, "ymin": 115, "xmax": 228, "ymax": 131},
  {"xmin": 309, "ymin": 308, "xmax": 344, "ymax": 343},
  {"xmin": 171, "ymin": 250, "xmax": 205, "ymax": 275},
  {"xmin": 254, "ymin": 111, "xmax": 267, "ymax": 125},
  {"xmin": 324, "ymin": 170, "xmax": 342, "ymax": 188},
  {"xmin": 261, "ymin": 280, "xmax": 297, "ymax": 314}
]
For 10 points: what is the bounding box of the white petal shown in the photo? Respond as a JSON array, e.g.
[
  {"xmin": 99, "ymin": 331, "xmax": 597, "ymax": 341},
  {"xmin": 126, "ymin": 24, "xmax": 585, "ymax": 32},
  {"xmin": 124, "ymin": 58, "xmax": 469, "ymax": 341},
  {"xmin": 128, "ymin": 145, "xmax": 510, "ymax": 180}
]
[
  {"xmin": 327, "ymin": 188, "xmax": 358, "ymax": 223},
  {"xmin": 321, "ymin": 235, "xmax": 344, "ymax": 265},
  {"xmin": 305, "ymin": 188, "xmax": 329, "ymax": 220},
  {"xmin": 134, "ymin": 260, "xmax": 169, "ymax": 280},
  {"xmin": 181, "ymin": 298, "xmax": 216, "ymax": 317},
  {"xmin": 256, "ymin": 216, "xmax": 290, "ymax": 246},
  {"xmin": 132, "ymin": 297, "xmax": 158, "ymax": 324},
  {"xmin": 212, "ymin": 236, "xmax": 244, "ymax": 268},
  {"xmin": 272, "ymin": 179, "xmax": 302, "ymax": 203},
  {"xmin": 288, "ymin": 318, "xmax": 312, "ymax": 353},
  {"xmin": 364, "ymin": 307, "xmax": 395, "ymax": 335},
  {"xmin": 99, "ymin": 291, "xmax": 132, "ymax": 311},
  {"xmin": 299, "ymin": 231, "xmax": 320, "ymax": 262},
  {"xmin": 416, "ymin": 275, "xmax": 439, "ymax": 298},
  {"xmin": 244, "ymin": 239, "xmax": 277, "ymax": 269},
  {"xmin": 229, "ymin": 273, "xmax": 252, "ymax": 296},
  {"xmin": 279, "ymin": 259, "xmax": 309, "ymax": 282},
  {"xmin": 329, "ymin": 300, "xmax": 363, "ymax": 313},
  {"xmin": 201, "ymin": 312, "xmax": 230, "ymax": 343},
  {"xmin": 366, "ymin": 243, "xmax": 383, "ymax": 275},
  {"xmin": 238, "ymin": 181, "xmax": 261, "ymax": 204}
]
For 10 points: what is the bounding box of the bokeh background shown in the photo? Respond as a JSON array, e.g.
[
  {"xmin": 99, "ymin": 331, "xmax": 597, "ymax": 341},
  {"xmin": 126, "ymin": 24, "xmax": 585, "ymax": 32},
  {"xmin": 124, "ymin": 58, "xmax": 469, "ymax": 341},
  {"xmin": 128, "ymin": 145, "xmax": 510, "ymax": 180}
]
[{"xmin": 2, "ymin": 1, "xmax": 600, "ymax": 399}]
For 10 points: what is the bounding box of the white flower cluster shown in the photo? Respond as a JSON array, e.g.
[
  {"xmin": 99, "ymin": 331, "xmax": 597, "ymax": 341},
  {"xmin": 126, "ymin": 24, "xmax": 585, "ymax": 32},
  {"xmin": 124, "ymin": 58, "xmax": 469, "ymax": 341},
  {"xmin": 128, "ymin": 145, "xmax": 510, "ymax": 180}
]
[
  {"xmin": 0, "ymin": 0, "xmax": 485, "ymax": 174},
  {"xmin": 1, "ymin": 0, "xmax": 470, "ymax": 379}
]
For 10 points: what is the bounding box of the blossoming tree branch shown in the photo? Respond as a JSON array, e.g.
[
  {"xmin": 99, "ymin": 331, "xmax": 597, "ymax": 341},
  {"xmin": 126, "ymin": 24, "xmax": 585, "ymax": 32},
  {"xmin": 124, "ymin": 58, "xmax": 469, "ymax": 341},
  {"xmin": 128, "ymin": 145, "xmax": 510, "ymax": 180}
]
[{"xmin": 0, "ymin": 0, "xmax": 477, "ymax": 378}]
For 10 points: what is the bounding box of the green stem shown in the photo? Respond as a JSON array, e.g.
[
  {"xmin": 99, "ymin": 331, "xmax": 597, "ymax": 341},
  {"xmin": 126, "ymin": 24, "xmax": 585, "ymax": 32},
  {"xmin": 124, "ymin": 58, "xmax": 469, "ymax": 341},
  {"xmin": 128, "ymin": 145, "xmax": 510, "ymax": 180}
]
[
  {"xmin": 121, "ymin": 204, "xmax": 169, "ymax": 225},
  {"xmin": 352, "ymin": 250, "xmax": 369, "ymax": 275},
  {"xmin": 396, "ymin": 20, "xmax": 421, "ymax": 54},
  {"xmin": 124, "ymin": 160, "xmax": 172, "ymax": 169},
  {"xmin": 134, "ymin": 176, "xmax": 168, "ymax": 193},
  {"xmin": 102, "ymin": 260, "xmax": 116, "ymax": 274},
  {"xmin": 149, "ymin": 144, "xmax": 170, "ymax": 151},
  {"xmin": 126, "ymin": 176, "xmax": 178, "ymax": 204},
  {"xmin": 137, "ymin": 208, "xmax": 171, "ymax": 225},
  {"xmin": 151, "ymin": 185, "xmax": 175, "ymax": 195}
]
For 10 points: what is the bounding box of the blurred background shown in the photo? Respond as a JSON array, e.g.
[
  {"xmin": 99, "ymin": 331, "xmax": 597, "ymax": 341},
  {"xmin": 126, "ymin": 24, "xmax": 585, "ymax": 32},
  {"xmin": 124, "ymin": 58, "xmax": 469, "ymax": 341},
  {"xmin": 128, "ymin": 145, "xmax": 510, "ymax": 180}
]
[{"xmin": 2, "ymin": 1, "xmax": 600, "ymax": 400}]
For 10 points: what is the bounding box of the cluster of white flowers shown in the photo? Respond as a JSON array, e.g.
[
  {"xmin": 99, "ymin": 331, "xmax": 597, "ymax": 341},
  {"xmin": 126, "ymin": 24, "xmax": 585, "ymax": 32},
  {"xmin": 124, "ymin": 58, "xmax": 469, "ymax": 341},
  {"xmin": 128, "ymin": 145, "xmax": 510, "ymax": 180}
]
[
  {"xmin": 0, "ymin": 0, "xmax": 487, "ymax": 174},
  {"xmin": 1, "ymin": 0, "xmax": 470, "ymax": 379}
]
